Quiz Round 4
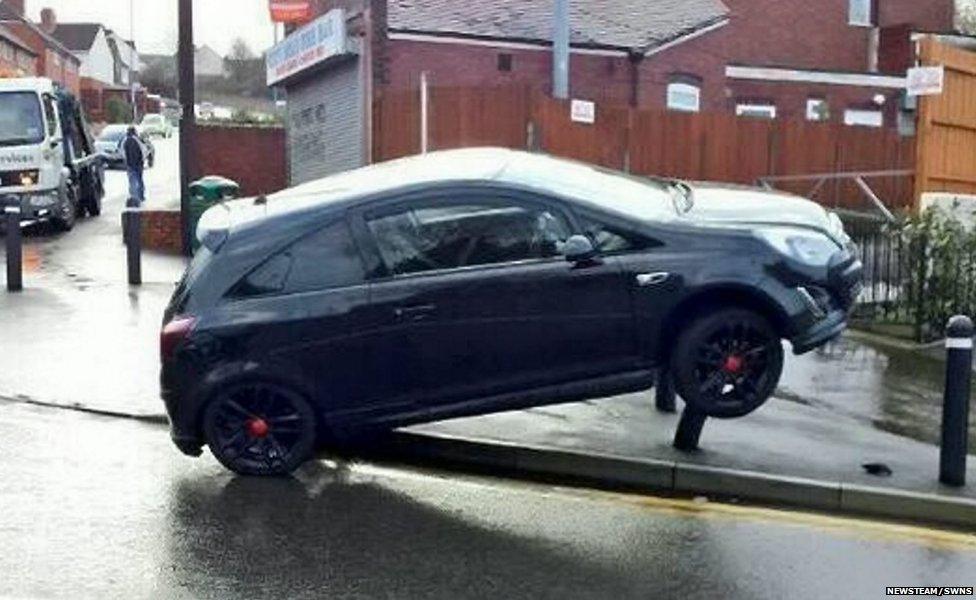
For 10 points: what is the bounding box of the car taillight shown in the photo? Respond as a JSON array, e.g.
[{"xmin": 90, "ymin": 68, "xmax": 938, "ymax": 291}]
[{"xmin": 161, "ymin": 316, "xmax": 197, "ymax": 361}]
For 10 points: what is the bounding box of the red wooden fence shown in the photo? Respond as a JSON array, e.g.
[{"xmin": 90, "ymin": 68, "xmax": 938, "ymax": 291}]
[{"xmin": 373, "ymin": 86, "xmax": 916, "ymax": 211}]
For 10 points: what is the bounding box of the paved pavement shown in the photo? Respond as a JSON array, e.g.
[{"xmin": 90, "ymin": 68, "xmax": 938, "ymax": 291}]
[{"xmin": 2, "ymin": 401, "xmax": 975, "ymax": 600}]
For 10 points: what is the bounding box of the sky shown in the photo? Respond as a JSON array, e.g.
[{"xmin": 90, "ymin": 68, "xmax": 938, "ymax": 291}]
[{"xmin": 25, "ymin": 0, "xmax": 280, "ymax": 57}]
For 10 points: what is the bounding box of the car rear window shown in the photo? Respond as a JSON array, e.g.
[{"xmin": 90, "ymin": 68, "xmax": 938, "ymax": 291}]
[
  {"xmin": 167, "ymin": 246, "xmax": 213, "ymax": 316},
  {"xmin": 229, "ymin": 219, "xmax": 365, "ymax": 298}
]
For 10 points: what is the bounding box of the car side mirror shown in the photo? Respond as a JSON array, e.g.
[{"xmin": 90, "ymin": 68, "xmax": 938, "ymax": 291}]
[{"xmin": 563, "ymin": 234, "xmax": 599, "ymax": 265}]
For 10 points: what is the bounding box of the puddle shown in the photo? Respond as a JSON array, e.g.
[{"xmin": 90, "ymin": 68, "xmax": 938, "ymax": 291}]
[{"xmin": 779, "ymin": 335, "xmax": 976, "ymax": 448}]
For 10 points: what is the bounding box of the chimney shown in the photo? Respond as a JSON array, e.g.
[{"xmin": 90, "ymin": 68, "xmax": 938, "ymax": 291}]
[
  {"xmin": 4, "ymin": 0, "xmax": 25, "ymax": 16},
  {"xmin": 40, "ymin": 8, "xmax": 57, "ymax": 33}
]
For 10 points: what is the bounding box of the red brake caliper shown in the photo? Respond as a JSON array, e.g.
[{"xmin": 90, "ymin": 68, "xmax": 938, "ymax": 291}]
[
  {"xmin": 246, "ymin": 418, "xmax": 270, "ymax": 439},
  {"xmin": 722, "ymin": 355, "xmax": 745, "ymax": 375}
]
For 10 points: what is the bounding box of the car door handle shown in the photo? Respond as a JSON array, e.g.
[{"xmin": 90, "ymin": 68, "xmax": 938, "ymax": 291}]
[
  {"xmin": 636, "ymin": 272, "xmax": 670, "ymax": 287},
  {"xmin": 393, "ymin": 304, "xmax": 437, "ymax": 321}
]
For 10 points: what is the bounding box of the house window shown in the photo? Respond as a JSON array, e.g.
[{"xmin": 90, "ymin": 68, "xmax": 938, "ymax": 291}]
[
  {"xmin": 666, "ymin": 82, "xmax": 701, "ymax": 112},
  {"xmin": 736, "ymin": 103, "xmax": 777, "ymax": 119},
  {"xmin": 849, "ymin": 0, "xmax": 874, "ymax": 27},
  {"xmin": 844, "ymin": 109, "xmax": 883, "ymax": 127},
  {"xmin": 497, "ymin": 53, "xmax": 513, "ymax": 72},
  {"xmin": 806, "ymin": 98, "xmax": 830, "ymax": 121}
]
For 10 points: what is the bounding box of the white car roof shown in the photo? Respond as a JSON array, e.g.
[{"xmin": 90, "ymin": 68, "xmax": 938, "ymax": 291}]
[{"xmin": 249, "ymin": 147, "xmax": 673, "ymax": 224}]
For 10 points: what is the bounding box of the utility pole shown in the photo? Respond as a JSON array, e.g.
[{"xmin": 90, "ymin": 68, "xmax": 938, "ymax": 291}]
[
  {"xmin": 178, "ymin": 0, "xmax": 196, "ymax": 256},
  {"xmin": 553, "ymin": 0, "xmax": 569, "ymax": 99},
  {"xmin": 130, "ymin": 0, "xmax": 137, "ymax": 121}
]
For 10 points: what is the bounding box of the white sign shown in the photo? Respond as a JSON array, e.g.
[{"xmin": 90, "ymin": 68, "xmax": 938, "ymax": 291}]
[
  {"xmin": 266, "ymin": 9, "xmax": 350, "ymax": 86},
  {"xmin": 570, "ymin": 99, "xmax": 596, "ymax": 124},
  {"xmin": 907, "ymin": 65, "xmax": 945, "ymax": 97}
]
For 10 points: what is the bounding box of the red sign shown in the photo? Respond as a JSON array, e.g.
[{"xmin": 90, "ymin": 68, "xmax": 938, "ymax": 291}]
[{"xmin": 269, "ymin": 1, "xmax": 312, "ymax": 23}]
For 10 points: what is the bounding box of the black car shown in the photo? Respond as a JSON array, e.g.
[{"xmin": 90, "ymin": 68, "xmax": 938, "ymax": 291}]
[{"xmin": 161, "ymin": 148, "xmax": 862, "ymax": 475}]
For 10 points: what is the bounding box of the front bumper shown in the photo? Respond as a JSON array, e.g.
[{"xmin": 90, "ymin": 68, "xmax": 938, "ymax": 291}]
[
  {"xmin": 1, "ymin": 188, "xmax": 60, "ymax": 221},
  {"xmin": 788, "ymin": 251, "xmax": 863, "ymax": 354},
  {"xmin": 791, "ymin": 308, "xmax": 849, "ymax": 354}
]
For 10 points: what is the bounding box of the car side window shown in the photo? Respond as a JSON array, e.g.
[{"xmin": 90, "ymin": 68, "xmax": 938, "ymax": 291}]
[
  {"xmin": 366, "ymin": 201, "xmax": 572, "ymax": 276},
  {"xmin": 230, "ymin": 219, "xmax": 365, "ymax": 298},
  {"xmin": 579, "ymin": 213, "xmax": 660, "ymax": 254}
]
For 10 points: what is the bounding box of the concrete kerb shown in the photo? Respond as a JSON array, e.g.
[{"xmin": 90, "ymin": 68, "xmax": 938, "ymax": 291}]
[{"xmin": 381, "ymin": 431, "xmax": 976, "ymax": 529}]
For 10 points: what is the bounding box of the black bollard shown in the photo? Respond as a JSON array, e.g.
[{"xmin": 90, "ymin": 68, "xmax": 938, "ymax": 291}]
[
  {"xmin": 940, "ymin": 315, "xmax": 972, "ymax": 487},
  {"xmin": 123, "ymin": 208, "xmax": 142, "ymax": 286},
  {"xmin": 673, "ymin": 408, "xmax": 707, "ymax": 452},
  {"xmin": 655, "ymin": 366, "xmax": 677, "ymax": 413},
  {"xmin": 4, "ymin": 196, "xmax": 22, "ymax": 292}
]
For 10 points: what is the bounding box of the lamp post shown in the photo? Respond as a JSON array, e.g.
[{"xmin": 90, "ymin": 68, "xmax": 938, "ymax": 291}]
[
  {"xmin": 178, "ymin": 0, "xmax": 196, "ymax": 256},
  {"xmin": 553, "ymin": 0, "xmax": 569, "ymax": 99}
]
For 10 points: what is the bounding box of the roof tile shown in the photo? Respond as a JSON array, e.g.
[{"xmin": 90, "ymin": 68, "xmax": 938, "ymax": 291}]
[{"xmin": 388, "ymin": 0, "xmax": 729, "ymax": 51}]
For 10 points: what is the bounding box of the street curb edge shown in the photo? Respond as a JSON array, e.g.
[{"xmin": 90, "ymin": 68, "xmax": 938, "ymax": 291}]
[{"xmin": 377, "ymin": 430, "xmax": 976, "ymax": 529}]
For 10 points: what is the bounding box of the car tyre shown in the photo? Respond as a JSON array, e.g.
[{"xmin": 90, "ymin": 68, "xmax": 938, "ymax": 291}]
[
  {"xmin": 203, "ymin": 381, "xmax": 318, "ymax": 476},
  {"xmin": 51, "ymin": 183, "xmax": 77, "ymax": 232},
  {"xmin": 671, "ymin": 308, "xmax": 783, "ymax": 419}
]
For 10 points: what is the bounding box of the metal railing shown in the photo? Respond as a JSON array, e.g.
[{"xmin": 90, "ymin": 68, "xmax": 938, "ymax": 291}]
[{"xmin": 757, "ymin": 169, "xmax": 914, "ymax": 224}]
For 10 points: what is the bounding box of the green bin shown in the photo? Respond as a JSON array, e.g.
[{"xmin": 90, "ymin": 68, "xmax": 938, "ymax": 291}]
[{"xmin": 189, "ymin": 176, "xmax": 240, "ymax": 251}]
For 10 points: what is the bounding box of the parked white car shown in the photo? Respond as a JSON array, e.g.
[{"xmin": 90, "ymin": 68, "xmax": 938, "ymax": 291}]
[{"xmin": 139, "ymin": 113, "xmax": 172, "ymax": 138}]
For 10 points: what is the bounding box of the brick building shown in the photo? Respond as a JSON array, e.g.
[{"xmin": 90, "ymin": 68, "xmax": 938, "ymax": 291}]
[
  {"xmin": 0, "ymin": 22, "xmax": 35, "ymax": 76},
  {"xmin": 0, "ymin": 0, "xmax": 80, "ymax": 94},
  {"xmin": 269, "ymin": 0, "xmax": 968, "ymax": 183}
]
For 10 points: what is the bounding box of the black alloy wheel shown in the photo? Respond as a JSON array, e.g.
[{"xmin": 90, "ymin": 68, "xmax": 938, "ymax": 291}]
[
  {"xmin": 672, "ymin": 308, "xmax": 784, "ymax": 419},
  {"xmin": 203, "ymin": 382, "xmax": 317, "ymax": 476}
]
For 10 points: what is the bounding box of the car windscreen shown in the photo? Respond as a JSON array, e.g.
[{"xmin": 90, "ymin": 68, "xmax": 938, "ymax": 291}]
[
  {"xmin": 0, "ymin": 92, "xmax": 45, "ymax": 147},
  {"xmin": 502, "ymin": 155, "xmax": 676, "ymax": 222}
]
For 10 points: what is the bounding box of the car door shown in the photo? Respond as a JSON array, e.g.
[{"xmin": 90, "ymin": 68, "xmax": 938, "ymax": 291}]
[
  {"xmin": 576, "ymin": 209, "xmax": 684, "ymax": 362},
  {"xmin": 220, "ymin": 218, "xmax": 391, "ymax": 420},
  {"xmin": 352, "ymin": 189, "xmax": 642, "ymax": 415}
]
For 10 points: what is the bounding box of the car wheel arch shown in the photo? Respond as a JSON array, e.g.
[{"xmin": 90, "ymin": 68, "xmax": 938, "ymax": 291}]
[
  {"xmin": 192, "ymin": 362, "xmax": 331, "ymax": 445},
  {"xmin": 660, "ymin": 285, "xmax": 789, "ymax": 357}
]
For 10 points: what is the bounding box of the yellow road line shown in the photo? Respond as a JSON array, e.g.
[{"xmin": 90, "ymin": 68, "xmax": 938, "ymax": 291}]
[{"xmin": 590, "ymin": 490, "xmax": 976, "ymax": 551}]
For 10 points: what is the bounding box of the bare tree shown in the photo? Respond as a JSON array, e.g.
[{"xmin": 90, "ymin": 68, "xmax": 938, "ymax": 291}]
[{"xmin": 228, "ymin": 38, "xmax": 255, "ymax": 62}]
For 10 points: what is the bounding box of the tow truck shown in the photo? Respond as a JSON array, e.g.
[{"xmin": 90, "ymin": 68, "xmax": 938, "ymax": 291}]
[{"xmin": 0, "ymin": 77, "xmax": 104, "ymax": 231}]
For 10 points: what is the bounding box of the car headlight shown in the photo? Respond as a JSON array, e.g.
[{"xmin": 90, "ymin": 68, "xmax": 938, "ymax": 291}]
[{"xmin": 757, "ymin": 228, "xmax": 841, "ymax": 267}]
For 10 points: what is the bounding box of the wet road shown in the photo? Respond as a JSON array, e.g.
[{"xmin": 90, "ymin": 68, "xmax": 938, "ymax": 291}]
[{"xmin": 1, "ymin": 402, "xmax": 974, "ymax": 600}]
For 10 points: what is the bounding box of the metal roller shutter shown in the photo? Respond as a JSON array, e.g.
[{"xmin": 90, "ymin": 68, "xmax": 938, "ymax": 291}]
[{"xmin": 286, "ymin": 57, "xmax": 364, "ymax": 184}]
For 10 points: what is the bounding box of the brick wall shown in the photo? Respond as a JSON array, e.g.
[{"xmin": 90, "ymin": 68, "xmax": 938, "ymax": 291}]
[
  {"xmin": 880, "ymin": 1, "xmax": 955, "ymax": 31},
  {"xmin": 137, "ymin": 209, "xmax": 182, "ymax": 254},
  {"xmin": 194, "ymin": 125, "xmax": 288, "ymax": 196},
  {"xmin": 385, "ymin": 38, "xmax": 900, "ymax": 126},
  {"xmin": 386, "ymin": 40, "xmax": 635, "ymax": 107}
]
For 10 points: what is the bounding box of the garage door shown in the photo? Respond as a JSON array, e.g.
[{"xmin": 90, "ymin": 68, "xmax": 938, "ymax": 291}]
[{"xmin": 287, "ymin": 58, "xmax": 364, "ymax": 184}]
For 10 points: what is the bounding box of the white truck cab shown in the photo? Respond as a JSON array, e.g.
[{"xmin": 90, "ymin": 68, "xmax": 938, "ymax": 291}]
[{"xmin": 0, "ymin": 77, "xmax": 104, "ymax": 230}]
